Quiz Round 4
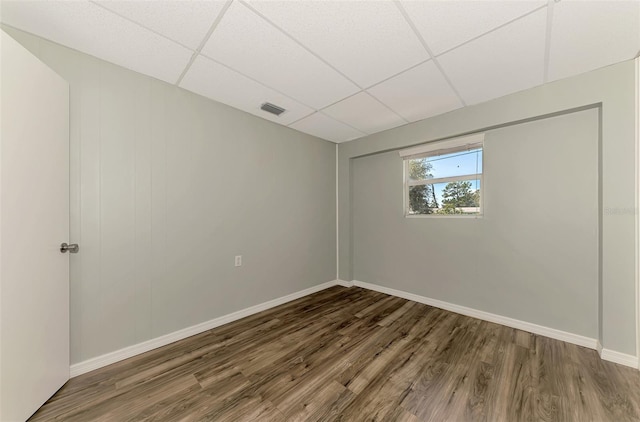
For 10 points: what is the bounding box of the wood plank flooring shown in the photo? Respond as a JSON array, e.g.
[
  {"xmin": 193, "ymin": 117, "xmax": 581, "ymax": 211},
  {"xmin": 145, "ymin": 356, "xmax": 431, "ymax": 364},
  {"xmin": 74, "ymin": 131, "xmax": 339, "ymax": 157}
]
[{"xmin": 29, "ymin": 286, "xmax": 640, "ymax": 421}]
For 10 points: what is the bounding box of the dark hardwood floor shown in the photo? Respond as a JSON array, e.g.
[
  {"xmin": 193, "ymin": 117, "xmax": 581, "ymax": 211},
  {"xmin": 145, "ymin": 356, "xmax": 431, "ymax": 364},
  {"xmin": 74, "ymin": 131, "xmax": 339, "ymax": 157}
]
[{"xmin": 29, "ymin": 286, "xmax": 640, "ymax": 421}]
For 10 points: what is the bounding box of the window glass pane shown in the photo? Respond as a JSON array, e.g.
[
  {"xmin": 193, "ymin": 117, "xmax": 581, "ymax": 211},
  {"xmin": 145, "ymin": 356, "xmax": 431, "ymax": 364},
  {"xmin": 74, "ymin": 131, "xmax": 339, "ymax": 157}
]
[
  {"xmin": 408, "ymin": 148, "xmax": 482, "ymax": 182},
  {"xmin": 408, "ymin": 185, "xmax": 437, "ymax": 215},
  {"xmin": 408, "ymin": 180, "xmax": 481, "ymax": 215}
]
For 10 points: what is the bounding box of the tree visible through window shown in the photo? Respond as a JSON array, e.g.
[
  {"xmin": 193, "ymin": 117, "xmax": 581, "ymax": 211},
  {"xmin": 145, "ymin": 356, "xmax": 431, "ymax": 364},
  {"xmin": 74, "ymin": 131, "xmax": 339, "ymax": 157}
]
[
  {"xmin": 440, "ymin": 180, "xmax": 480, "ymax": 214},
  {"xmin": 408, "ymin": 159, "xmax": 437, "ymax": 214}
]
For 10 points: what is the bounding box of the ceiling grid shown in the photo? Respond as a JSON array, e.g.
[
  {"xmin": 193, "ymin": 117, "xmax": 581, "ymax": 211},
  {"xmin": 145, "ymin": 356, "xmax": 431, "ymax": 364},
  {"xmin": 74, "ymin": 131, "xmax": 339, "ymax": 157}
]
[
  {"xmin": 543, "ymin": 0, "xmax": 556, "ymax": 83},
  {"xmin": 393, "ymin": 0, "xmax": 467, "ymax": 108},
  {"xmin": 174, "ymin": 0, "xmax": 234, "ymax": 86},
  {"xmin": 2, "ymin": 0, "xmax": 639, "ymax": 143}
]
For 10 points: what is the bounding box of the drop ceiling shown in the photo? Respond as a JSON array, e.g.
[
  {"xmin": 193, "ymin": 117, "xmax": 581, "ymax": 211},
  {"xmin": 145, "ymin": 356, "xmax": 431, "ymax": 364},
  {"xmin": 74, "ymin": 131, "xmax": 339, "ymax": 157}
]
[{"xmin": 2, "ymin": 0, "xmax": 639, "ymax": 143}]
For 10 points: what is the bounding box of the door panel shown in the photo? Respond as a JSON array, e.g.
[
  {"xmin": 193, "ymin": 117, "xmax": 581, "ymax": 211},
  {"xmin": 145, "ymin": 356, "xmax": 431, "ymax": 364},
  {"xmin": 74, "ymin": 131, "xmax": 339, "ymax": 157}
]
[{"xmin": 0, "ymin": 31, "xmax": 70, "ymax": 422}]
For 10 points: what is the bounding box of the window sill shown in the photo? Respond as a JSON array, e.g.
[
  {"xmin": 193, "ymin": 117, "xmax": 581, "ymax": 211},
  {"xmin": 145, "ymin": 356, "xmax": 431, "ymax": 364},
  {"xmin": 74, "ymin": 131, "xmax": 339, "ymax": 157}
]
[{"xmin": 405, "ymin": 214, "xmax": 483, "ymax": 219}]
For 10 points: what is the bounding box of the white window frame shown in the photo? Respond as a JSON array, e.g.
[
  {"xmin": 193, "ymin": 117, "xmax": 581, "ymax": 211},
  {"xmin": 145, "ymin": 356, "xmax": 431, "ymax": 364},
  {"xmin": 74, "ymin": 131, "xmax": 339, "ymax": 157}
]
[{"xmin": 399, "ymin": 133, "xmax": 485, "ymax": 218}]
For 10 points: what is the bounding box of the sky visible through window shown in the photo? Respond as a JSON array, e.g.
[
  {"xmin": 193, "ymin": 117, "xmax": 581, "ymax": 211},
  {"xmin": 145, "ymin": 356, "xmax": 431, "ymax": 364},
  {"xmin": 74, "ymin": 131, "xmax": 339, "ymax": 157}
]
[{"xmin": 423, "ymin": 148, "xmax": 482, "ymax": 205}]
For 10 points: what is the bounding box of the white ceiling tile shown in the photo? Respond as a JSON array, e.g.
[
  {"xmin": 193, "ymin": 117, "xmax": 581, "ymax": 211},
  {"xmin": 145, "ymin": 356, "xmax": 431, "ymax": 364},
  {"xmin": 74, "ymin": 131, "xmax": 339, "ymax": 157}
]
[
  {"xmin": 289, "ymin": 112, "xmax": 365, "ymax": 143},
  {"xmin": 548, "ymin": 0, "xmax": 640, "ymax": 82},
  {"xmin": 437, "ymin": 8, "xmax": 547, "ymax": 105},
  {"xmin": 180, "ymin": 55, "xmax": 314, "ymax": 126},
  {"xmin": 245, "ymin": 0, "xmax": 428, "ymax": 88},
  {"xmin": 3, "ymin": 0, "xmax": 637, "ymax": 143},
  {"xmin": 401, "ymin": 0, "xmax": 546, "ymax": 55},
  {"xmin": 1, "ymin": 0, "xmax": 192, "ymax": 84},
  {"xmin": 368, "ymin": 61, "xmax": 463, "ymax": 122},
  {"xmin": 95, "ymin": 0, "xmax": 226, "ymax": 50},
  {"xmin": 200, "ymin": 2, "xmax": 359, "ymax": 109},
  {"xmin": 323, "ymin": 92, "xmax": 406, "ymax": 135}
]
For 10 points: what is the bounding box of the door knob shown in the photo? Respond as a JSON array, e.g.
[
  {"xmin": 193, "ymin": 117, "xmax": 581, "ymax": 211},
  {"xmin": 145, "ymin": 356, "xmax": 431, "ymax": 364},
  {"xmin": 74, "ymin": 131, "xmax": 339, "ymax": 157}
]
[{"xmin": 60, "ymin": 243, "xmax": 79, "ymax": 254}]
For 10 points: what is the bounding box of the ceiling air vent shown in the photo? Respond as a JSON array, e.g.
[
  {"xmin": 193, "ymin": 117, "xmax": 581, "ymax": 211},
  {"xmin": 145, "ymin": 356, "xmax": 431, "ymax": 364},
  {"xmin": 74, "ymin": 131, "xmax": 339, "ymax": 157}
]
[{"xmin": 260, "ymin": 102, "xmax": 286, "ymax": 116}]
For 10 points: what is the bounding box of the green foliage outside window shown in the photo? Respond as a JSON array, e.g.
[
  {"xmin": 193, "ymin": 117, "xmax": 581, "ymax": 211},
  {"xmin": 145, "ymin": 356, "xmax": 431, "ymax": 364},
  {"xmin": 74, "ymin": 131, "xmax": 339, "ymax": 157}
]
[
  {"xmin": 436, "ymin": 181, "xmax": 480, "ymax": 214},
  {"xmin": 408, "ymin": 159, "xmax": 437, "ymax": 214}
]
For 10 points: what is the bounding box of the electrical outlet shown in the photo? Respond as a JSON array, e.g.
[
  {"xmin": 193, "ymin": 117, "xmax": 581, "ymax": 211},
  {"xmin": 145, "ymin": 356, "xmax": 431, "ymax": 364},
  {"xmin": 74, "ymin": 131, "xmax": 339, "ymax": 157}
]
[{"xmin": 235, "ymin": 255, "xmax": 242, "ymax": 267}]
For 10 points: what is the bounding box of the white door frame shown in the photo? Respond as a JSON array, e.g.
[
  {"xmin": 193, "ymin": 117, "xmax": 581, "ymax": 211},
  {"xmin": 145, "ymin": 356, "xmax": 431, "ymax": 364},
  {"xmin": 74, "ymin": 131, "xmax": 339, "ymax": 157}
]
[{"xmin": 636, "ymin": 56, "xmax": 640, "ymax": 370}]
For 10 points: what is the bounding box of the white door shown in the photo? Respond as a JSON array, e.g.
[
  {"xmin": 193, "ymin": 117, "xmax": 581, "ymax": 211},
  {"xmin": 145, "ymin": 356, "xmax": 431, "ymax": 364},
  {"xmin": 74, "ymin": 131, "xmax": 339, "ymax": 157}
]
[{"xmin": 0, "ymin": 31, "xmax": 70, "ymax": 422}]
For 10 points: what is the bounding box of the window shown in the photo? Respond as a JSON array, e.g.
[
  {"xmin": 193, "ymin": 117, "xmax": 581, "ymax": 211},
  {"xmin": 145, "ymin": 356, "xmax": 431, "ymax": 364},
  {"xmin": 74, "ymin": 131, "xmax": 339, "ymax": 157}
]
[{"xmin": 399, "ymin": 134, "xmax": 484, "ymax": 216}]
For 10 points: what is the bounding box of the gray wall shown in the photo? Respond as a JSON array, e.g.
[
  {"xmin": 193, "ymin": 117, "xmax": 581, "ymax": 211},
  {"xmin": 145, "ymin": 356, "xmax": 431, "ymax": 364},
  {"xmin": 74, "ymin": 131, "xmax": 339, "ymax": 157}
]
[
  {"xmin": 4, "ymin": 27, "xmax": 337, "ymax": 365},
  {"xmin": 340, "ymin": 60, "xmax": 637, "ymax": 356},
  {"xmin": 352, "ymin": 110, "xmax": 599, "ymax": 338}
]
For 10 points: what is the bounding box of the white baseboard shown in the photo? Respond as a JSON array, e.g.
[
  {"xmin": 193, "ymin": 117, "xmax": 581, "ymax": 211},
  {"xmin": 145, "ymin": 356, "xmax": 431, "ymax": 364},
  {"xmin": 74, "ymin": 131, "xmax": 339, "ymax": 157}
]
[
  {"xmin": 353, "ymin": 280, "xmax": 640, "ymax": 369},
  {"xmin": 600, "ymin": 348, "xmax": 640, "ymax": 369},
  {"xmin": 70, "ymin": 280, "xmax": 339, "ymax": 378},
  {"xmin": 352, "ymin": 280, "xmax": 599, "ymax": 350},
  {"xmin": 70, "ymin": 278, "xmax": 637, "ymax": 377}
]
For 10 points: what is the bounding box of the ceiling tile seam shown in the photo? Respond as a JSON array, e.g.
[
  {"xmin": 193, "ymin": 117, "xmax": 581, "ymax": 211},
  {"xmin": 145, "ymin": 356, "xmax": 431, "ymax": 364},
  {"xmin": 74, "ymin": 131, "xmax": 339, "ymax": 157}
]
[
  {"xmin": 360, "ymin": 57, "xmax": 439, "ymax": 122},
  {"xmin": 175, "ymin": 0, "xmax": 234, "ymax": 85},
  {"xmin": 542, "ymin": 0, "xmax": 555, "ymax": 83},
  {"xmin": 285, "ymin": 110, "xmax": 317, "ymax": 127},
  {"xmin": 193, "ymin": 52, "xmax": 323, "ymax": 115},
  {"xmin": 237, "ymin": 0, "xmax": 364, "ymax": 90},
  {"xmin": 323, "ymin": 112, "xmax": 372, "ymax": 136},
  {"xmin": 362, "ymin": 58, "xmax": 430, "ymax": 91},
  {"xmin": 312, "ymin": 52, "xmax": 457, "ymax": 121},
  {"xmin": 176, "ymin": 52, "xmax": 201, "ymax": 86},
  {"xmin": 192, "ymin": 2, "xmax": 368, "ymax": 117},
  {"xmin": 115, "ymin": 0, "xmax": 392, "ymax": 129},
  {"xmin": 364, "ymin": 91, "xmax": 409, "ymax": 124},
  {"xmin": 318, "ymin": 89, "xmax": 402, "ymax": 135},
  {"xmin": 312, "ymin": 87, "xmax": 406, "ymax": 134},
  {"xmin": 323, "ymin": 111, "xmax": 373, "ymax": 136},
  {"xmin": 89, "ymin": 0, "xmax": 194, "ymax": 52},
  {"xmin": 432, "ymin": 4, "xmax": 549, "ymax": 59},
  {"xmin": 364, "ymin": 89, "xmax": 414, "ymax": 123},
  {"xmin": 287, "ymin": 110, "xmax": 368, "ymax": 138},
  {"xmin": 393, "ymin": 0, "xmax": 467, "ymax": 108},
  {"xmin": 317, "ymin": 90, "xmax": 366, "ymax": 112}
]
